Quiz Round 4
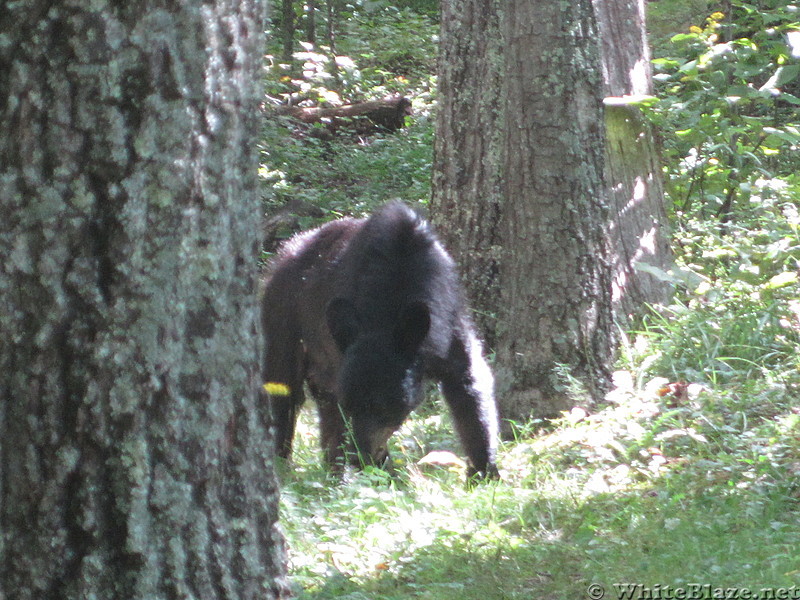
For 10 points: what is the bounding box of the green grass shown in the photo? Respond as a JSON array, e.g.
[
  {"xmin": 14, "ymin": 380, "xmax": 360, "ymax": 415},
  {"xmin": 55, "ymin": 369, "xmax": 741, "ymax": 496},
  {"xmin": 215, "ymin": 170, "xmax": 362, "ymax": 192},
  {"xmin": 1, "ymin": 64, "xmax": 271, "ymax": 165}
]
[{"xmin": 278, "ymin": 378, "xmax": 800, "ymax": 599}]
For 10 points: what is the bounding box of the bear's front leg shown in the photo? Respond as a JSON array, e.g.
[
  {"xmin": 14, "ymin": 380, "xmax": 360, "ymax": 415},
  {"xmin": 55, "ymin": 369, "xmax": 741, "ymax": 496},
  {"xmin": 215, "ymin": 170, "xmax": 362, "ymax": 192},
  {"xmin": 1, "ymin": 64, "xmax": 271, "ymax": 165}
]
[
  {"xmin": 439, "ymin": 328, "xmax": 500, "ymax": 480},
  {"xmin": 316, "ymin": 396, "xmax": 349, "ymax": 472}
]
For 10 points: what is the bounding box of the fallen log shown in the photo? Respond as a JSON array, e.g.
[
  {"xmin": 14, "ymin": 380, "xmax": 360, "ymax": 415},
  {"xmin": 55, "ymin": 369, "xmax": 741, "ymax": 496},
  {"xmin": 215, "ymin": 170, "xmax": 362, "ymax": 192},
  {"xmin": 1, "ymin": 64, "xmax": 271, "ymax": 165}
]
[{"xmin": 276, "ymin": 95, "xmax": 412, "ymax": 133}]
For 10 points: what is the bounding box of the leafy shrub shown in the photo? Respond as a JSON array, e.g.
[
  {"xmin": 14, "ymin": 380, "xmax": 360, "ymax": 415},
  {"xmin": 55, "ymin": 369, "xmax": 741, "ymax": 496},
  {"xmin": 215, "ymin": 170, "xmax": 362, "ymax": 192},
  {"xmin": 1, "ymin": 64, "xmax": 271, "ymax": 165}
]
[
  {"xmin": 634, "ymin": 180, "xmax": 800, "ymax": 384},
  {"xmin": 266, "ymin": 4, "xmax": 438, "ymax": 105},
  {"xmin": 260, "ymin": 112, "xmax": 434, "ymax": 232},
  {"xmin": 651, "ymin": 3, "xmax": 800, "ymax": 219},
  {"xmin": 337, "ymin": 7, "xmax": 439, "ymax": 82},
  {"xmin": 642, "ymin": 2, "xmax": 800, "ymax": 389}
]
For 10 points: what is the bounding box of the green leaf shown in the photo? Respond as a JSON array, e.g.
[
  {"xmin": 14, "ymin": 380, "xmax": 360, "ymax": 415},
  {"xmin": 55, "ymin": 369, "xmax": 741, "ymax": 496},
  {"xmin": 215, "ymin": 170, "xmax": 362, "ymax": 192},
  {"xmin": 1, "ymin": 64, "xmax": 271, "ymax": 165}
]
[
  {"xmin": 653, "ymin": 57, "xmax": 681, "ymax": 69},
  {"xmin": 763, "ymin": 127, "xmax": 800, "ymax": 144},
  {"xmin": 778, "ymin": 92, "xmax": 800, "ymax": 105},
  {"xmin": 759, "ymin": 65, "xmax": 800, "ymax": 91},
  {"xmin": 671, "ymin": 33, "xmax": 701, "ymax": 43},
  {"xmin": 764, "ymin": 271, "xmax": 798, "ymax": 290}
]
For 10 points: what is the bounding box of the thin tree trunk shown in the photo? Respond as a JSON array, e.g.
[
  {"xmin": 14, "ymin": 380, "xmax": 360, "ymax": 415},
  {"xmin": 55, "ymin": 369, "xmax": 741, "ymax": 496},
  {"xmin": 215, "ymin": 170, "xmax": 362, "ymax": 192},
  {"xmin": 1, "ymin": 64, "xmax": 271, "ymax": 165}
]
[
  {"xmin": 595, "ymin": 0, "xmax": 673, "ymax": 320},
  {"xmin": 327, "ymin": 0, "xmax": 338, "ymax": 54},
  {"xmin": 282, "ymin": 0, "xmax": 296, "ymax": 60},
  {"xmin": 307, "ymin": 0, "xmax": 317, "ymax": 45},
  {"xmin": 0, "ymin": 2, "xmax": 289, "ymax": 598}
]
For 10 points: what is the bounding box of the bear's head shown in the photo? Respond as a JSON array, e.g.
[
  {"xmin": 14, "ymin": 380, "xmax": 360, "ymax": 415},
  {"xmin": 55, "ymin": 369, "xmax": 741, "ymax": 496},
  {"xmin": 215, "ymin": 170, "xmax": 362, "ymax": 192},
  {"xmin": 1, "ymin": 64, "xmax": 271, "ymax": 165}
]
[{"xmin": 326, "ymin": 297, "xmax": 430, "ymax": 467}]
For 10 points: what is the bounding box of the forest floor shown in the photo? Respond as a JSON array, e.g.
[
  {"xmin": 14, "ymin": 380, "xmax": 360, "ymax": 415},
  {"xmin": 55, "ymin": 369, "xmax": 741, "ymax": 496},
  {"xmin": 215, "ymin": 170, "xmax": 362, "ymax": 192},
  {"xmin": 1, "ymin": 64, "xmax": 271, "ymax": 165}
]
[{"xmin": 278, "ymin": 369, "xmax": 800, "ymax": 599}]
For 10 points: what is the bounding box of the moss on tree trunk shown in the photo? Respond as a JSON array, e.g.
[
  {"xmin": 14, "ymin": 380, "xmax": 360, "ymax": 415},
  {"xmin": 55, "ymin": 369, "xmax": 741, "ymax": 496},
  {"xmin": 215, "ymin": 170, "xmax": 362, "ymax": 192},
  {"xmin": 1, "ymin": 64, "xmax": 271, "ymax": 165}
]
[{"xmin": 595, "ymin": 0, "xmax": 673, "ymax": 320}]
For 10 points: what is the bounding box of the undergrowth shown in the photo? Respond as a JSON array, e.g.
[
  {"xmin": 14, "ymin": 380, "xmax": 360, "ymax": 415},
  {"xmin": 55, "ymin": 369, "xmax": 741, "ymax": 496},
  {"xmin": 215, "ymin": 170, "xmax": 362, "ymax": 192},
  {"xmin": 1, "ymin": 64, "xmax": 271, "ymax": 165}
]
[
  {"xmin": 280, "ymin": 371, "xmax": 800, "ymax": 598},
  {"xmin": 260, "ymin": 108, "xmax": 434, "ymax": 221}
]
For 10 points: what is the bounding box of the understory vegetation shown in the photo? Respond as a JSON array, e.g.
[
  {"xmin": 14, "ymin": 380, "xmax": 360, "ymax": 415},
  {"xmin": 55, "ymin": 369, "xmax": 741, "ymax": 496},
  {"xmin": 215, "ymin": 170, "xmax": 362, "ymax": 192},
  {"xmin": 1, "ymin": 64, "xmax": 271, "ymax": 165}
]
[{"xmin": 262, "ymin": 1, "xmax": 800, "ymax": 597}]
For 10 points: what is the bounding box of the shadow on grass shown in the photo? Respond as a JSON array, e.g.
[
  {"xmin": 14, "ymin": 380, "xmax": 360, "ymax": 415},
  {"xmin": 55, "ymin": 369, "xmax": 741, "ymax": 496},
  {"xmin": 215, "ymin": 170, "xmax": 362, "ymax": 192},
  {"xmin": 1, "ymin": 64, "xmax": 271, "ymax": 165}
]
[
  {"xmin": 283, "ymin": 391, "xmax": 800, "ymax": 599},
  {"xmin": 291, "ymin": 480, "xmax": 800, "ymax": 600}
]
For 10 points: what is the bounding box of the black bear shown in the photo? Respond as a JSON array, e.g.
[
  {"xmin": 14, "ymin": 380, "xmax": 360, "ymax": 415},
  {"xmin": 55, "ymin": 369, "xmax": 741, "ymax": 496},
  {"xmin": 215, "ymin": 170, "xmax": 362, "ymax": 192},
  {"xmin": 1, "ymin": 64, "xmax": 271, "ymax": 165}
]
[{"xmin": 262, "ymin": 202, "xmax": 499, "ymax": 478}]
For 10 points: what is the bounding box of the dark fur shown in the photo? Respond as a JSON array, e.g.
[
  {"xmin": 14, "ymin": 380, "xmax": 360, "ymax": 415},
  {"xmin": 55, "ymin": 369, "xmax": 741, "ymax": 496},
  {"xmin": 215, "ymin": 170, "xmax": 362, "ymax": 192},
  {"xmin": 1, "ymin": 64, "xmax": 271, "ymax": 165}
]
[{"xmin": 262, "ymin": 203, "xmax": 498, "ymax": 478}]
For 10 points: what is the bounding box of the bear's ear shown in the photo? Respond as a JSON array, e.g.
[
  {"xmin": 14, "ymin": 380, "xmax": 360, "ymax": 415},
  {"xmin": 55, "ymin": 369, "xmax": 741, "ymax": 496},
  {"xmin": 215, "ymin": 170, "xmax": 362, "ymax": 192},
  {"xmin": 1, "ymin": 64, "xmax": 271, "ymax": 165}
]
[
  {"xmin": 394, "ymin": 302, "xmax": 430, "ymax": 357},
  {"xmin": 326, "ymin": 297, "xmax": 360, "ymax": 353}
]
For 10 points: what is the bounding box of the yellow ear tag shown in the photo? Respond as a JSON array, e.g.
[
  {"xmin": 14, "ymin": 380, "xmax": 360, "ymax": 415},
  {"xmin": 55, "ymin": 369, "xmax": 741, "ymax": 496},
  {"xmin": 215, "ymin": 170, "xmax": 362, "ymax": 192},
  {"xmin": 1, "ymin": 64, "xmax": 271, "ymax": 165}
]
[{"xmin": 263, "ymin": 382, "xmax": 291, "ymax": 396}]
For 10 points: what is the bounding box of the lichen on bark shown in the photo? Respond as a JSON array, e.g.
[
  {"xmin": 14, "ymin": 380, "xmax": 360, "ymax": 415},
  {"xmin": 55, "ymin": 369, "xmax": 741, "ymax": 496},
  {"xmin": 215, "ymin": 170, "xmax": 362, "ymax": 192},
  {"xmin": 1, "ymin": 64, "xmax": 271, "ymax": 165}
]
[
  {"xmin": 496, "ymin": 0, "xmax": 615, "ymax": 422},
  {"xmin": 433, "ymin": 0, "xmax": 617, "ymax": 426},
  {"xmin": 0, "ymin": 2, "xmax": 289, "ymax": 598},
  {"xmin": 431, "ymin": 0, "xmax": 505, "ymax": 348}
]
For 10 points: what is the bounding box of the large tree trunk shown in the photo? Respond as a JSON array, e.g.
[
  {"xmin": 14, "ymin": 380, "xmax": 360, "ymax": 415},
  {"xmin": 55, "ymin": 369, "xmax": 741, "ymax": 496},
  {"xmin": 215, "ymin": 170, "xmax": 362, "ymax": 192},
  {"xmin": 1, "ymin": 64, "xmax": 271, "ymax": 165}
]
[
  {"xmin": 595, "ymin": 0, "xmax": 673, "ymax": 320},
  {"xmin": 433, "ymin": 0, "xmax": 616, "ymax": 425},
  {"xmin": 433, "ymin": 0, "xmax": 670, "ymax": 425},
  {"xmin": 494, "ymin": 0, "xmax": 615, "ymax": 423},
  {"xmin": 0, "ymin": 2, "xmax": 290, "ymax": 599}
]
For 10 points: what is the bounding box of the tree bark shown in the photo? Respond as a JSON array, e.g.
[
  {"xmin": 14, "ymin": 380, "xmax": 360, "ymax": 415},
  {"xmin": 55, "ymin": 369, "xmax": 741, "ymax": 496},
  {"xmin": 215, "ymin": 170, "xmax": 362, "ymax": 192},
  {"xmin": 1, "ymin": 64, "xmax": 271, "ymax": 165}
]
[
  {"xmin": 0, "ymin": 2, "xmax": 289, "ymax": 599},
  {"xmin": 326, "ymin": 0, "xmax": 338, "ymax": 54},
  {"xmin": 306, "ymin": 0, "xmax": 317, "ymax": 45},
  {"xmin": 595, "ymin": 0, "xmax": 673, "ymax": 321},
  {"xmin": 494, "ymin": 0, "xmax": 615, "ymax": 422},
  {"xmin": 282, "ymin": 0, "xmax": 296, "ymax": 61},
  {"xmin": 433, "ymin": 0, "xmax": 616, "ymax": 425},
  {"xmin": 430, "ymin": 0, "xmax": 504, "ymax": 348}
]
